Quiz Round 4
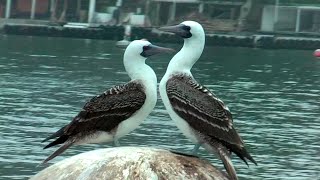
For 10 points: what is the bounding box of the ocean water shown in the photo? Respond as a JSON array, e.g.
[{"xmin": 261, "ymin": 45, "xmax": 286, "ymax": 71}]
[{"xmin": 0, "ymin": 35, "xmax": 319, "ymax": 179}]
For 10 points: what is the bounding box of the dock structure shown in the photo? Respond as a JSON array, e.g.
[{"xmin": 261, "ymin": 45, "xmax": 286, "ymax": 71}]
[
  {"xmin": 31, "ymin": 147, "xmax": 229, "ymax": 180},
  {"xmin": 4, "ymin": 22, "xmax": 320, "ymax": 50}
]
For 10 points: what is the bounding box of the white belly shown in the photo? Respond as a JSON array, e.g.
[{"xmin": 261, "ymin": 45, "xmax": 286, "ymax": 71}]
[
  {"xmin": 76, "ymin": 131, "xmax": 113, "ymax": 145},
  {"xmin": 159, "ymin": 76, "xmax": 200, "ymax": 144},
  {"xmin": 115, "ymin": 85, "xmax": 157, "ymax": 140},
  {"xmin": 114, "ymin": 106, "xmax": 151, "ymax": 139}
]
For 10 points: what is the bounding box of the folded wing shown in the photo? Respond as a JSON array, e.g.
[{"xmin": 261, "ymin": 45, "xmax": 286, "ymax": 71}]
[
  {"xmin": 43, "ymin": 80, "xmax": 146, "ymax": 146},
  {"xmin": 166, "ymin": 74, "xmax": 243, "ymax": 146}
]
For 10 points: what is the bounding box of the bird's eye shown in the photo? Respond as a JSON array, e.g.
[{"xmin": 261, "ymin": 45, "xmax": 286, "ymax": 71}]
[
  {"xmin": 182, "ymin": 25, "xmax": 191, "ymax": 31},
  {"xmin": 143, "ymin": 45, "xmax": 151, "ymax": 51}
]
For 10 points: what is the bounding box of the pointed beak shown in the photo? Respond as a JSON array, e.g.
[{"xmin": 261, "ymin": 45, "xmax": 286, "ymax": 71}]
[
  {"xmin": 141, "ymin": 44, "xmax": 175, "ymax": 57},
  {"xmin": 159, "ymin": 24, "xmax": 192, "ymax": 38},
  {"xmin": 159, "ymin": 24, "xmax": 184, "ymax": 34}
]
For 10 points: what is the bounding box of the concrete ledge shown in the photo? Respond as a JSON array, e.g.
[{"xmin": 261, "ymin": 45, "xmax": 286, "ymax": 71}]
[
  {"xmin": 0, "ymin": 19, "xmax": 50, "ymax": 29},
  {"xmin": 30, "ymin": 147, "xmax": 229, "ymax": 180},
  {"xmin": 3, "ymin": 24, "xmax": 124, "ymax": 40},
  {"xmin": 4, "ymin": 23, "xmax": 320, "ymax": 50}
]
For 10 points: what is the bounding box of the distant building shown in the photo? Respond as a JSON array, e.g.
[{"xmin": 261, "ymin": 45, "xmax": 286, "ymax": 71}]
[
  {"xmin": 1, "ymin": 0, "xmax": 50, "ymax": 19},
  {"xmin": 1, "ymin": 0, "xmax": 320, "ymax": 35},
  {"xmin": 151, "ymin": 0, "xmax": 245, "ymax": 32},
  {"xmin": 261, "ymin": 5, "xmax": 320, "ymax": 33},
  {"xmin": 0, "ymin": 0, "xmax": 246, "ymax": 30}
]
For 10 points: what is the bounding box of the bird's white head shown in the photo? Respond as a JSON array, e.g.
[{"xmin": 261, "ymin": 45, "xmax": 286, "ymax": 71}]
[
  {"xmin": 124, "ymin": 40, "xmax": 174, "ymax": 61},
  {"xmin": 159, "ymin": 21, "xmax": 205, "ymax": 41},
  {"xmin": 180, "ymin": 21, "xmax": 205, "ymax": 40},
  {"xmin": 158, "ymin": 21, "xmax": 205, "ymax": 72},
  {"xmin": 124, "ymin": 40, "xmax": 174, "ymax": 80}
]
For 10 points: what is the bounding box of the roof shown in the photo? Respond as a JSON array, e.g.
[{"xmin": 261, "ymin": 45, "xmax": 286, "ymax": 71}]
[
  {"xmin": 152, "ymin": 0, "xmax": 199, "ymax": 3},
  {"xmin": 152, "ymin": 0, "xmax": 244, "ymax": 5},
  {"xmin": 265, "ymin": 5, "xmax": 320, "ymax": 11},
  {"xmin": 298, "ymin": 6, "xmax": 320, "ymax": 10}
]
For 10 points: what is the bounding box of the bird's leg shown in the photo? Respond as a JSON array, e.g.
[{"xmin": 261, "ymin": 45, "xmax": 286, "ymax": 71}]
[
  {"xmin": 192, "ymin": 144, "xmax": 201, "ymax": 155},
  {"xmin": 113, "ymin": 139, "xmax": 120, "ymax": 147}
]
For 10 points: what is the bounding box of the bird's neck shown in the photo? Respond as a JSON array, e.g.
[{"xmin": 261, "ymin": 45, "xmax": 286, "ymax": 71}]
[
  {"xmin": 166, "ymin": 36, "xmax": 205, "ymax": 75},
  {"xmin": 123, "ymin": 55, "xmax": 157, "ymax": 86}
]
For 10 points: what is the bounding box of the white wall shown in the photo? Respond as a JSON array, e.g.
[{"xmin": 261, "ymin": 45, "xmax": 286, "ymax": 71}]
[
  {"xmin": 261, "ymin": 5, "xmax": 297, "ymax": 32},
  {"xmin": 261, "ymin": 6, "xmax": 275, "ymax": 32},
  {"xmin": 276, "ymin": 7, "xmax": 297, "ymax": 31}
]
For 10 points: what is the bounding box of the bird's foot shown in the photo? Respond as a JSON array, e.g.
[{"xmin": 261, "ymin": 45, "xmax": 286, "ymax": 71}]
[
  {"xmin": 191, "ymin": 144, "xmax": 201, "ymax": 155},
  {"xmin": 113, "ymin": 140, "xmax": 120, "ymax": 147}
]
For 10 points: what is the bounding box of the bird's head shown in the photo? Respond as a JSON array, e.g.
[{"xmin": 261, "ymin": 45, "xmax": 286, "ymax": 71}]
[
  {"xmin": 159, "ymin": 21, "xmax": 204, "ymax": 40},
  {"xmin": 125, "ymin": 40, "xmax": 174, "ymax": 60}
]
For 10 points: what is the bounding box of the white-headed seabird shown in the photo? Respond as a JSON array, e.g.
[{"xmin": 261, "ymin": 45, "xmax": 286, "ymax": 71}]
[
  {"xmin": 158, "ymin": 21, "xmax": 256, "ymax": 180},
  {"xmin": 42, "ymin": 40, "xmax": 173, "ymax": 164}
]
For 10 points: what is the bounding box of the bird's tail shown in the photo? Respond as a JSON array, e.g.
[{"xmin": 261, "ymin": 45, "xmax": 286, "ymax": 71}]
[
  {"xmin": 41, "ymin": 141, "xmax": 73, "ymax": 164},
  {"xmin": 43, "ymin": 135, "xmax": 69, "ymax": 149},
  {"xmin": 246, "ymin": 151, "xmax": 257, "ymax": 166},
  {"xmin": 236, "ymin": 147, "xmax": 257, "ymax": 166},
  {"xmin": 42, "ymin": 125, "xmax": 67, "ymax": 143},
  {"xmin": 203, "ymin": 142, "xmax": 238, "ymax": 180},
  {"xmin": 227, "ymin": 143, "xmax": 257, "ymax": 166}
]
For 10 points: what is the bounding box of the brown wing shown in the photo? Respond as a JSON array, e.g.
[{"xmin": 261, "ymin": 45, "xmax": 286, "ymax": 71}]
[
  {"xmin": 166, "ymin": 74, "xmax": 244, "ymax": 147},
  {"xmin": 63, "ymin": 80, "xmax": 146, "ymax": 135},
  {"xmin": 42, "ymin": 81, "xmax": 147, "ymax": 163}
]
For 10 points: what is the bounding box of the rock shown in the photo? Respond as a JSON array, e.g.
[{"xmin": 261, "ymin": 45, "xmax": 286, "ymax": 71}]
[{"xmin": 31, "ymin": 147, "xmax": 229, "ymax": 180}]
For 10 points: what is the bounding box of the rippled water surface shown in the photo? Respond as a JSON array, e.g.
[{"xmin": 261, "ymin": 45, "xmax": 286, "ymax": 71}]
[{"xmin": 0, "ymin": 35, "xmax": 319, "ymax": 179}]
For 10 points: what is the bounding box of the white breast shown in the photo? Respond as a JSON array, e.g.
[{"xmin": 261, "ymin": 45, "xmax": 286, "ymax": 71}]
[{"xmin": 115, "ymin": 77, "xmax": 157, "ymax": 140}]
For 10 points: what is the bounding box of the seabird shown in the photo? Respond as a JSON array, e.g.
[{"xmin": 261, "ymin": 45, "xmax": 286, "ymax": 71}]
[
  {"xmin": 158, "ymin": 21, "xmax": 256, "ymax": 180},
  {"xmin": 42, "ymin": 40, "xmax": 173, "ymax": 164}
]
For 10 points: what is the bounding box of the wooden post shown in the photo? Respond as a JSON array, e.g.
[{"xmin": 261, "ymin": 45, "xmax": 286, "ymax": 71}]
[
  {"xmin": 155, "ymin": 2, "xmax": 161, "ymax": 26},
  {"xmin": 30, "ymin": 0, "xmax": 37, "ymax": 19},
  {"xmin": 59, "ymin": 0, "xmax": 68, "ymax": 22},
  {"xmin": 5, "ymin": 0, "xmax": 12, "ymax": 19},
  {"xmin": 145, "ymin": 0, "xmax": 150, "ymax": 15},
  {"xmin": 169, "ymin": 2, "xmax": 176, "ymax": 23},
  {"xmin": 295, "ymin": 8, "xmax": 301, "ymax": 32},
  {"xmin": 172, "ymin": 2, "xmax": 176, "ymax": 21},
  {"xmin": 77, "ymin": 0, "xmax": 81, "ymax": 20},
  {"xmin": 237, "ymin": 0, "xmax": 252, "ymax": 32},
  {"xmin": 50, "ymin": 0, "xmax": 57, "ymax": 21},
  {"xmin": 88, "ymin": 0, "xmax": 96, "ymax": 24},
  {"xmin": 198, "ymin": 2, "xmax": 204, "ymax": 13},
  {"xmin": 273, "ymin": 0, "xmax": 279, "ymax": 30}
]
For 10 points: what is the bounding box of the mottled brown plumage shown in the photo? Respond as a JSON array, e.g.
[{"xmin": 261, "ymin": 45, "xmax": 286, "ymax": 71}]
[
  {"xmin": 166, "ymin": 74, "xmax": 242, "ymax": 146},
  {"xmin": 42, "ymin": 80, "xmax": 146, "ymax": 163},
  {"xmin": 166, "ymin": 73, "xmax": 256, "ymax": 179},
  {"xmin": 64, "ymin": 81, "xmax": 146, "ymax": 134}
]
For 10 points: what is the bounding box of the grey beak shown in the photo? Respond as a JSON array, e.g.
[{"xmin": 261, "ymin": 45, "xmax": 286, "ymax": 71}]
[
  {"xmin": 159, "ymin": 24, "xmax": 192, "ymax": 38},
  {"xmin": 141, "ymin": 44, "xmax": 175, "ymax": 57}
]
